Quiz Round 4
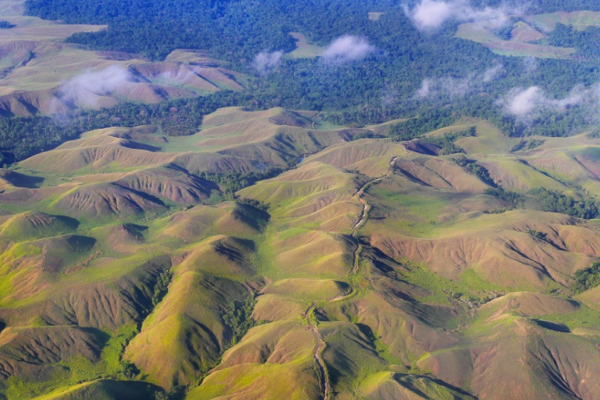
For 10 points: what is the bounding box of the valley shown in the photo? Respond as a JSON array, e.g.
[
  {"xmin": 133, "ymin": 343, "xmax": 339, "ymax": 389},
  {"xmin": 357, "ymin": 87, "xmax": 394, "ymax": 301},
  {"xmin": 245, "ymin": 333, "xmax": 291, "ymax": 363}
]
[
  {"xmin": 0, "ymin": 106, "xmax": 599, "ymax": 399},
  {"xmin": 2, "ymin": 0, "xmax": 600, "ymax": 398}
]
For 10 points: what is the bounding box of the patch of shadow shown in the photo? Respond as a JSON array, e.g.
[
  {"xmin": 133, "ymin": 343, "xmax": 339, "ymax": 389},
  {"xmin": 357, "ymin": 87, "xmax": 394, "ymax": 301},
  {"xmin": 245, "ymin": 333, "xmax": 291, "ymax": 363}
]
[
  {"xmin": 355, "ymin": 323, "xmax": 379, "ymax": 345},
  {"xmin": 56, "ymin": 214, "xmax": 80, "ymax": 230},
  {"xmin": 399, "ymin": 373, "xmax": 477, "ymax": 399},
  {"xmin": 0, "ymin": 169, "xmax": 44, "ymax": 188},
  {"xmin": 532, "ymin": 319, "xmax": 571, "ymax": 333},
  {"xmin": 64, "ymin": 235, "xmax": 97, "ymax": 252},
  {"xmin": 123, "ymin": 223, "xmax": 149, "ymax": 239},
  {"xmin": 121, "ymin": 140, "xmax": 162, "ymax": 152},
  {"xmin": 403, "ymin": 140, "xmax": 438, "ymax": 156},
  {"xmin": 81, "ymin": 327, "xmax": 111, "ymax": 348}
]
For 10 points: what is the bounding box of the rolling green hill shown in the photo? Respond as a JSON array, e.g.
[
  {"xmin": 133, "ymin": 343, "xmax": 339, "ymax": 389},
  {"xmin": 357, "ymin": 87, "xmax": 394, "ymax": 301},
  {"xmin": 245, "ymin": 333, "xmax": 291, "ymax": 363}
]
[
  {"xmin": 0, "ymin": 106, "xmax": 600, "ymax": 399},
  {"xmin": 4, "ymin": 0, "xmax": 600, "ymax": 399}
]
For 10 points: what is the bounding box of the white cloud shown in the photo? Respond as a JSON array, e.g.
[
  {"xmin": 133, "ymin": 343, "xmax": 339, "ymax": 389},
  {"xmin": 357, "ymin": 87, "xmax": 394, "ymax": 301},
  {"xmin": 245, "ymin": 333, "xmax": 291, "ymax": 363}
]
[
  {"xmin": 416, "ymin": 79, "xmax": 433, "ymax": 98},
  {"xmin": 504, "ymin": 86, "xmax": 542, "ymax": 116},
  {"xmin": 322, "ymin": 35, "xmax": 375, "ymax": 64},
  {"xmin": 482, "ymin": 64, "xmax": 504, "ymax": 83},
  {"xmin": 404, "ymin": 0, "xmax": 517, "ymax": 31},
  {"xmin": 252, "ymin": 50, "xmax": 284, "ymax": 74},
  {"xmin": 159, "ymin": 65, "xmax": 203, "ymax": 84},
  {"xmin": 523, "ymin": 56, "xmax": 537, "ymax": 73},
  {"xmin": 501, "ymin": 85, "xmax": 590, "ymax": 119},
  {"xmin": 415, "ymin": 75, "xmax": 473, "ymax": 98},
  {"xmin": 415, "ymin": 64, "xmax": 504, "ymax": 98},
  {"xmin": 58, "ymin": 65, "xmax": 135, "ymax": 108},
  {"xmin": 380, "ymin": 87, "xmax": 399, "ymax": 107}
]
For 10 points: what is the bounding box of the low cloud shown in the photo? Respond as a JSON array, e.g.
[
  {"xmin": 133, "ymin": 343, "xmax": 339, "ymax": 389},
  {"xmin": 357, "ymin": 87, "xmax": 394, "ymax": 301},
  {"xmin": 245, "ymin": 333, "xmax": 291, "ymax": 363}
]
[
  {"xmin": 58, "ymin": 65, "xmax": 135, "ymax": 108},
  {"xmin": 415, "ymin": 76, "xmax": 472, "ymax": 98},
  {"xmin": 380, "ymin": 87, "xmax": 399, "ymax": 107},
  {"xmin": 403, "ymin": 0, "xmax": 518, "ymax": 31},
  {"xmin": 482, "ymin": 64, "xmax": 504, "ymax": 83},
  {"xmin": 500, "ymin": 85, "xmax": 590, "ymax": 119},
  {"xmin": 159, "ymin": 65, "xmax": 203, "ymax": 84},
  {"xmin": 504, "ymin": 87, "xmax": 542, "ymax": 116},
  {"xmin": 252, "ymin": 50, "xmax": 284, "ymax": 74},
  {"xmin": 416, "ymin": 79, "xmax": 434, "ymax": 98},
  {"xmin": 322, "ymin": 35, "xmax": 375, "ymax": 64},
  {"xmin": 415, "ymin": 65, "xmax": 504, "ymax": 98},
  {"xmin": 523, "ymin": 56, "xmax": 537, "ymax": 74}
]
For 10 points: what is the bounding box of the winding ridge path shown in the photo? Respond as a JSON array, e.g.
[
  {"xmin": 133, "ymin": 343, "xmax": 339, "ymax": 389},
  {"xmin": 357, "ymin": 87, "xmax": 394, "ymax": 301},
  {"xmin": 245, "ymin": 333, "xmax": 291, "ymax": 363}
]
[
  {"xmin": 306, "ymin": 304, "xmax": 332, "ymax": 400},
  {"xmin": 307, "ymin": 156, "xmax": 399, "ymax": 400}
]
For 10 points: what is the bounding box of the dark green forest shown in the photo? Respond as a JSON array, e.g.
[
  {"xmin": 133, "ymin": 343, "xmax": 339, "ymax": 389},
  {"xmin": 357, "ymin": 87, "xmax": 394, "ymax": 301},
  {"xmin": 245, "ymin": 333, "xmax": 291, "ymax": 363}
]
[{"xmin": 1, "ymin": 0, "xmax": 599, "ymax": 163}]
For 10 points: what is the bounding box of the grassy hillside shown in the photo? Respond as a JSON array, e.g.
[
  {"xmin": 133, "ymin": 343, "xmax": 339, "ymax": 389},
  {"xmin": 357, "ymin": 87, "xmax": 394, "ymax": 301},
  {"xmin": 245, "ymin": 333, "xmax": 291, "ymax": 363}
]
[
  {"xmin": 3, "ymin": 0, "xmax": 600, "ymax": 397},
  {"xmin": 2, "ymin": 105, "xmax": 600, "ymax": 400}
]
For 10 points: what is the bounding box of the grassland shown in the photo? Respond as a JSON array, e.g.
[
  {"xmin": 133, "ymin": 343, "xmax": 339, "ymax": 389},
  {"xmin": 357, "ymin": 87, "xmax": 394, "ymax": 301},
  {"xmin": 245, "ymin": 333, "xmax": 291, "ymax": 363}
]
[
  {"xmin": 0, "ymin": 0, "xmax": 246, "ymax": 116},
  {"xmin": 1, "ymin": 108, "xmax": 600, "ymax": 399},
  {"xmin": 454, "ymin": 11, "xmax": 600, "ymax": 59},
  {"xmin": 525, "ymin": 10, "xmax": 600, "ymax": 32},
  {"xmin": 288, "ymin": 32, "xmax": 324, "ymax": 59}
]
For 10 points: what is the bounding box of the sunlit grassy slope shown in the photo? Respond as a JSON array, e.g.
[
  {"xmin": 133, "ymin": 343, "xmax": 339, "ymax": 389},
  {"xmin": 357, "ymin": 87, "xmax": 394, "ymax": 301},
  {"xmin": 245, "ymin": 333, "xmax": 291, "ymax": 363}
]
[{"xmin": 3, "ymin": 108, "xmax": 600, "ymax": 399}]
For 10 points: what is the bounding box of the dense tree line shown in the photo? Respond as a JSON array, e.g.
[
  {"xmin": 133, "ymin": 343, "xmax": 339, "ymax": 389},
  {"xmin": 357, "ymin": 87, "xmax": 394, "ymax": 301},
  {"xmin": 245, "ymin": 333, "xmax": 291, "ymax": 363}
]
[
  {"xmin": 528, "ymin": 187, "xmax": 600, "ymax": 219},
  {"xmin": 454, "ymin": 156, "xmax": 497, "ymax": 187},
  {"xmin": 223, "ymin": 294, "xmax": 259, "ymax": 346},
  {"xmin": 0, "ymin": 91, "xmax": 258, "ymax": 164},
  {"xmin": 511, "ymin": 139, "xmax": 545, "ymax": 152},
  {"xmin": 6, "ymin": 0, "xmax": 600, "ymax": 165},
  {"xmin": 572, "ymin": 262, "xmax": 600, "ymax": 293},
  {"xmin": 200, "ymin": 167, "xmax": 284, "ymax": 195},
  {"xmin": 484, "ymin": 188, "xmax": 526, "ymax": 208},
  {"xmin": 424, "ymin": 127, "xmax": 476, "ymax": 155},
  {"xmin": 545, "ymin": 24, "xmax": 600, "ymax": 60},
  {"xmin": 485, "ymin": 187, "xmax": 600, "ymax": 219},
  {"xmin": 26, "ymin": 0, "xmax": 600, "ymax": 103},
  {"xmin": 388, "ymin": 110, "xmax": 460, "ymax": 142}
]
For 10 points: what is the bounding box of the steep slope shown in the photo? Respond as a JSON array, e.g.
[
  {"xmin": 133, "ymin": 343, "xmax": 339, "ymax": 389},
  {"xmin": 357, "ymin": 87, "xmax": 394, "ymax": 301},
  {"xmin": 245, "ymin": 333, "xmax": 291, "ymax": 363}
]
[{"xmin": 4, "ymin": 110, "xmax": 600, "ymax": 399}]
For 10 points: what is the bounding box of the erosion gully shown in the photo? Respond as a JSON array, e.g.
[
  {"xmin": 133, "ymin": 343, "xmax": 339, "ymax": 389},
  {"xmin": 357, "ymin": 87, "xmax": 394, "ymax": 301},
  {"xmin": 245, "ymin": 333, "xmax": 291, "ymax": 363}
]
[{"xmin": 305, "ymin": 156, "xmax": 399, "ymax": 400}]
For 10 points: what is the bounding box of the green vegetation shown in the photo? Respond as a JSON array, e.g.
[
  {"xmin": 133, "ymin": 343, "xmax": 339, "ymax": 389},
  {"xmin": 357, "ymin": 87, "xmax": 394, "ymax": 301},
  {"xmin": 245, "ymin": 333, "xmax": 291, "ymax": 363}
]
[
  {"xmin": 533, "ymin": 303, "xmax": 600, "ymax": 330},
  {"xmin": 527, "ymin": 139, "xmax": 545, "ymax": 150},
  {"xmin": 0, "ymin": 91, "xmax": 246, "ymax": 163},
  {"xmin": 16, "ymin": 0, "xmax": 600, "ymax": 135},
  {"xmin": 151, "ymin": 270, "xmax": 173, "ymax": 307},
  {"xmin": 485, "ymin": 187, "xmax": 600, "ymax": 218},
  {"xmin": 200, "ymin": 167, "xmax": 286, "ymax": 200},
  {"xmin": 388, "ymin": 111, "xmax": 459, "ymax": 142},
  {"xmin": 5, "ymin": 0, "xmax": 600, "ymax": 398},
  {"xmin": 511, "ymin": 139, "xmax": 545, "ymax": 152},
  {"xmin": 222, "ymin": 293, "xmax": 258, "ymax": 346},
  {"xmin": 484, "ymin": 187, "xmax": 526, "ymax": 208},
  {"xmin": 572, "ymin": 262, "xmax": 600, "ymax": 293},
  {"xmin": 454, "ymin": 155, "xmax": 496, "ymax": 186},
  {"xmin": 529, "ymin": 187, "xmax": 600, "ymax": 219},
  {"xmin": 546, "ymin": 23, "xmax": 600, "ymax": 60},
  {"xmin": 0, "ymin": 0, "xmax": 598, "ymax": 174},
  {"xmin": 4, "ymin": 103, "xmax": 600, "ymax": 398},
  {"xmin": 352, "ymin": 131, "xmax": 385, "ymax": 140},
  {"xmin": 423, "ymin": 127, "xmax": 476, "ymax": 155},
  {"xmin": 525, "ymin": 229, "xmax": 548, "ymax": 241}
]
